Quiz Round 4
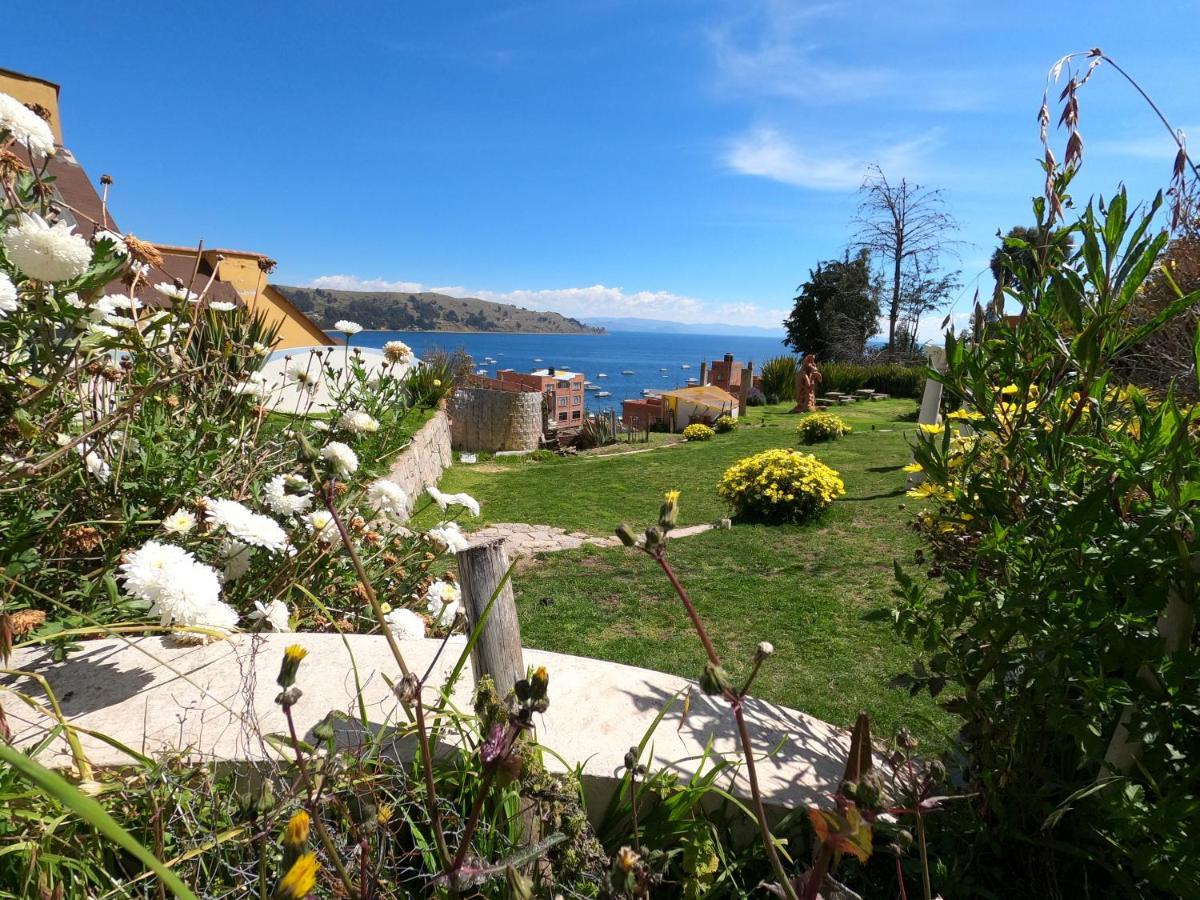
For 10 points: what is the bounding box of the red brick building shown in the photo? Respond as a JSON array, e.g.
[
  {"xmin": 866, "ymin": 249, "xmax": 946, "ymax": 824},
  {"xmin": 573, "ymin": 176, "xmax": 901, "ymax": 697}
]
[
  {"xmin": 497, "ymin": 367, "xmax": 586, "ymax": 428},
  {"xmin": 707, "ymin": 353, "xmax": 753, "ymax": 394},
  {"xmin": 621, "ymin": 396, "xmax": 665, "ymax": 430}
]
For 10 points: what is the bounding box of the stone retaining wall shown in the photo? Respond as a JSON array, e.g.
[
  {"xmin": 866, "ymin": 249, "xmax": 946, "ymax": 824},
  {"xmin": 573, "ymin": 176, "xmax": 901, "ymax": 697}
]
[
  {"xmin": 449, "ymin": 386, "xmax": 543, "ymax": 453},
  {"xmin": 385, "ymin": 405, "xmax": 452, "ymax": 513}
]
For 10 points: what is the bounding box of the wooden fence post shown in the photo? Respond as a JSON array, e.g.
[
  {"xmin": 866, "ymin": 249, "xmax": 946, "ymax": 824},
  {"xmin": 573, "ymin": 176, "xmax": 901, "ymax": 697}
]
[{"xmin": 456, "ymin": 539, "xmax": 525, "ymax": 697}]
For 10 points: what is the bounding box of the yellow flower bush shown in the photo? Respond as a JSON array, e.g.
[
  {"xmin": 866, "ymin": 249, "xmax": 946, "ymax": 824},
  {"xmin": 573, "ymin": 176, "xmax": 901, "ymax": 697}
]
[
  {"xmin": 717, "ymin": 448, "xmax": 845, "ymax": 523},
  {"xmin": 796, "ymin": 411, "xmax": 851, "ymax": 444},
  {"xmin": 682, "ymin": 423, "xmax": 715, "ymax": 441}
]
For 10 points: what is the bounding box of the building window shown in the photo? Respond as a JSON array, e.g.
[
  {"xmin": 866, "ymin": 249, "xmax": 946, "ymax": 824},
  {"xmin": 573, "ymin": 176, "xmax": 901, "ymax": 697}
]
[
  {"xmin": 557, "ymin": 380, "xmax": 570, "ymax": 388},
  {"xmin": 558, "ymin": 396, "xmax": 568, "ymax": 406},
  {"xmin": 558, "ymin": 412, "xmax": 568, "ymax": 421},
  {"xmin": 572, "ymin": 410, "xmax": 581, "ymax": 419},
  {"xmin": 572, "ymin": 396, "xmax": 581, "ymax": 405}
]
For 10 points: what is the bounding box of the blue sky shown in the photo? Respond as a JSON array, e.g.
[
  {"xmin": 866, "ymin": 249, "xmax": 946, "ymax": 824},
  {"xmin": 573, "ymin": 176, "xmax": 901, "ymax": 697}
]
[{"xmin": 12, "ymin": 1, "xmax": 1199, "ymax": 334}]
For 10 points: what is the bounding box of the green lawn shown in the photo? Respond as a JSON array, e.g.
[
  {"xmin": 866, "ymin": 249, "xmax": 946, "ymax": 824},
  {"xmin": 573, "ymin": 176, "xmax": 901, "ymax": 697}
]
[{"xmin": 423, "ymin": 400, "xmax": 955, "ymax": 748}]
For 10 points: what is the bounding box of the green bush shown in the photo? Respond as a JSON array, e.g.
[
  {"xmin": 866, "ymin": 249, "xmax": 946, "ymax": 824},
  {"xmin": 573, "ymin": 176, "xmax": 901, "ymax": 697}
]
[
  {"xmin": 682, "ymin": 423, "xmax": 715, "ymax": 441},
  {"xmin": 820, "ymin": 361, "xmax": 925, "ymax": 398},
  {"xmin": 713, "ymin": 414, "xmax": 737, "ymax": 433},
  {"xmin": 895, "ymin": 187, "xmax": 1200, "ymax": 896},
  {"xmin": 796, "ymin": 411, "xmax": 851, "ymax": 444},
  {"xmin": 717, "ymin": 448, "xmax": 845, "ymax": 523},
  {"xmin": 758, "ymin": 355, "xmax": 798, "ymax": 403}
]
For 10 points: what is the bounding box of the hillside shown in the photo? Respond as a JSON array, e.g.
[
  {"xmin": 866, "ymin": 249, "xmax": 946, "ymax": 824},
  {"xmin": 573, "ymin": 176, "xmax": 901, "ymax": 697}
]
[{"xmin": 275, "ymin": 286, "xmax": 604, "ymax": 334}]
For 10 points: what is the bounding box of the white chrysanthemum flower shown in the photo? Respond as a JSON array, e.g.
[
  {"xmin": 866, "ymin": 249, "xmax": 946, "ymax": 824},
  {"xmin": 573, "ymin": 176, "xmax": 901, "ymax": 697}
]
[
  {"xmin": 384, "ymin": 607, "xmax": 426, "ymax": 640},
  {"xmin": 77, "ymin": 445, "xmax": 111, "ymax": 482},
  {"xmin": 61, "ymin": 291, "xmax": 84, "ymax": 308},
  {"xmin": 154, "ymin": 281, "xmax": 198, "ymax": 302},
  {"xmin": 230, "ymin": 376, "xmax": 269, "ymax": 398},
  {"xmin": 304, "ymin": 508, "xmax": 341, "ymax": 545},
  {"xmin": 220, "ymin": 539, "xmax": 254, "ymax": 581},
  {"xmin": 204, "ymin": 497, "xmax": 289, "ymax": 552},
  {"xmin": 0, "ymin": 92, "xmax": 56, "ymax": 157},
  {"xmin": 249, "ymin": 598, "xmax": 292, "ymax": 632},
  {"xmin": 382, "ymin": 340, "xmax": 413, "ymax": 363},
  {"xmin": 320, "ymin": 441, "xmax": 358, "ymax": 475},
  {"xmin": 86, "ymin": 322, "xmax": 120, "ymax": 340},
  {"xmin": 93, "ymin": 229, "xmax": 128, "ymax": 256},
  {"xmin": 339, "ymin": 409, "xmax": 379, "ymax": 434},
  {"xmin": 334, "ymin": 319, "xmax": 363, "ymax": 335},
  {"xmin": 424, "ymin": 579, "xmax": 462, "ymax": 629},
  {"xmin": 427, "ymin": 521, "xmax": 469, "ymax": 553},
  {"xmin": 427, "ymin": 486, "xmax": 481, "ymax": 517},
  {"xmin": 264, "ymin": 474, "xmax": 313, "ymax": 516},
  {"xmin": 285, "ymin": 358, "xmax": 320, "ymax": 391},
  {"xmin": 1, "ymin": 214, "xmax": 92, "ymax": 282},
  {"xmin": 162, "ymin": 508, "xmax": 196, "ymax": 534},
  {"xmin": 119, "ymin": 539, "xmax": 237, "ymax": 636},
  {"xmin": 0, "ymin": 273, "xmax": 18, "ymax": 317},
  {"xmin": 367, "ymin": 479, "xmax": 407, "ymax": 517},
  {"xmin": 208, "ymin": 301, "xmax": 237, "ymax": 312},
  {"xmin": 311, "ymin": 420, "xmax": 329, "ymax": 432},
  {"xmin": 252, "ymin": 341, "xmax": 271, "ymax": 356}
]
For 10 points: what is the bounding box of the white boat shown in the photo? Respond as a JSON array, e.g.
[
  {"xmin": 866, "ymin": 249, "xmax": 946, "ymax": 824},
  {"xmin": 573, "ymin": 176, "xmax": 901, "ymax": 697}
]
[
  {"xmin": 596, "ymin": 390, "xmax": 612, "ymax": 398},
  {"xmin": 584, "ymin": 383, "xmax": 599, "ymax": 391},
  {"xmin": 476, "ymin": 369, "xmax": 488, "ymax": 375},
  {"xmin": 533, "ymin": 358, "xmax": 543, "ymax": 362},
  {"xmin": 597, "ymin": 372, "xmax": 607, "ymax": 378},
  {"xmin": 641, "ymin": 388, "xmax": 657, "ymax": 396},
  {"xmin": 686, "ymin": 377, "xmax": 699, "ymax": 385},
  {"xmin": 621, "ymin": 369, "xmax": 634, "ymax": 375},
  {"xmin": 681, "ymin": 364, "xmax": 691, "ymax": 369}
]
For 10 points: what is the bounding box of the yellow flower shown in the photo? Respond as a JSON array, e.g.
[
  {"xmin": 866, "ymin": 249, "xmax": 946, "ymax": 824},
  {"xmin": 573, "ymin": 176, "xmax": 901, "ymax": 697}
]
[
  {"xmin": 999, "ymin": 384, "xmax": 1019, "ymax": 395},
  {"xmin": 946, "ymin": 408, "xmax": 984, "ymax": 421},
  {"xmin": 273, "ymin": 852, "xmax": 319, "ymax": 899},
  {"xmin": 283, "ymin": 810, "xmax": 310, "ymax": 849},
  {"xmin": 663, "ymin": 490, "xmax": 680, "ymax": 504},
  {"xmin": 906, "ymin": 481, "xmax": 943, "ymax": 500},
  {"xmin": 918, "ymin": 423, "xmax": 944, "ymax": 435},
  {"xmin": 379, "ymin": 602, "xmax": 392, "ymax": 614},
  {"xmin": 901, "ymin": 462, "xmax": 923, "ymax": 473},
  {"xmin": 277, "ymin": 644, "xmax": 308, "ymax": 689},
  {"xmin": 617, "ymin": 846, "xmax": 640, "ymax": 872}
]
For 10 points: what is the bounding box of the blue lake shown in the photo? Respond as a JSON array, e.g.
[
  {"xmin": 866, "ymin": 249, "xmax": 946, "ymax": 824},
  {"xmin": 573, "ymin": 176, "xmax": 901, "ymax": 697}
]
[{"xmin": 348, "ymin": 330, "xmax": 789, "ymax": 412}]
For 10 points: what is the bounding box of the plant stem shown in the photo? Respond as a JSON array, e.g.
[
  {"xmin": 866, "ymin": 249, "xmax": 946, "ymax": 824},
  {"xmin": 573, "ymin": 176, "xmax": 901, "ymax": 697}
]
[
  {"xmin": 908, "ymin": 759, "xmax": 932, "ymax": 900},
  {"xmin": 413, "ymin": 696, "xmax": 454, "ymax": 871}
]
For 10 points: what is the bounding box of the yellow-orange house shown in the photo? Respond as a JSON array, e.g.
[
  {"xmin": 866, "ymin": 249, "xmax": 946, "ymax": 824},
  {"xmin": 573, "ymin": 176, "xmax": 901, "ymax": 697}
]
[{"xmin": 0, "ymin": 67, "xmax": 332, "ymax": 351}]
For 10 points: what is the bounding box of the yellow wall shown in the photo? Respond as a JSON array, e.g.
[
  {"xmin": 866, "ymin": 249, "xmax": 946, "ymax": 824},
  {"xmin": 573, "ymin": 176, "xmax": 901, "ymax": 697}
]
[
  {"xmin": 208, "ymin": 252, "xmax": 332, "ymax": 350},
  {"xmin": 0, "ymin": 70, "xmax": 63, "ymax": 144}
]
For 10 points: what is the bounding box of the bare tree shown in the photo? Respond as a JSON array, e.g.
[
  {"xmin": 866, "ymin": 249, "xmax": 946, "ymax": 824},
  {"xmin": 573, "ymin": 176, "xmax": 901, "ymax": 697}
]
[{"xmin": 853, "ymin": 165, "xmax": 960, "ymax": 351}]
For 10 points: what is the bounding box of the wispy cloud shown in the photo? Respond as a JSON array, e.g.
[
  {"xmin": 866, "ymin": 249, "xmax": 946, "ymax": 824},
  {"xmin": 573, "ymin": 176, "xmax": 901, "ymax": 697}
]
[
  {"xmin": 306, "ymin": 276, "xmax": 788, "ymax": 329},
  {"xmin": 724, "ymin": 126, "xmax": 940, "ymax": 190}
]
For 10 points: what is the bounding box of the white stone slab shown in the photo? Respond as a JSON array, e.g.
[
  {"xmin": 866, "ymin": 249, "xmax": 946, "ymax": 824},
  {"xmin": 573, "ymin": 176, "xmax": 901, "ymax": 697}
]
[{"xmin": 2, "ymin": 634, "xmax": 855, "ymax": 816}]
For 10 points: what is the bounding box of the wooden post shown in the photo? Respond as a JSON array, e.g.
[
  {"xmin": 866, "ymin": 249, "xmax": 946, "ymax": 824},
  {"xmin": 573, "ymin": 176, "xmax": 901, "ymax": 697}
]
[
  {"xmin": 456, "ymin": 539, "xmax": 524, "ymax": 697},
  {"xmin": 699, "ymin": 361, "xmax": 707, "ymax": 386},
  {"xmin": 738, "ymin": 361, "xmax": 753, "ymax": 417}
]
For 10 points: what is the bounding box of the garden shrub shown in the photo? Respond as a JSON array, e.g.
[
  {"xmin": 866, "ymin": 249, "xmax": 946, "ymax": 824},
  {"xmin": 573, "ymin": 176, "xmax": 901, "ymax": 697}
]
[
  {"xmin": 894, "ymin": 185, "xmax": 1200, "ymax": 897},
  {"xmin": 819, "ymin": 360, "xmax": 925, "ymax": 398},
  {"xmin": 682, "ymin": 423, "xmax": 715, "ymax": 441},
  {"xmin": 758, "ymin": 355, "xmax": 798, "ymax": 403},
  {"xmin": 745, "ymin": 386, "xmax": 766, "ymax": 406},
  {"xmin": 796, "ymin": 411, "xmax": 851, "ymax": 444},
  {"xmin": 713, "ymin": 414, "xmax": 737, "ymax": 433},
  {"xmin": 717, "ymin": 448, "xmax": 844, "ymax": 523}
]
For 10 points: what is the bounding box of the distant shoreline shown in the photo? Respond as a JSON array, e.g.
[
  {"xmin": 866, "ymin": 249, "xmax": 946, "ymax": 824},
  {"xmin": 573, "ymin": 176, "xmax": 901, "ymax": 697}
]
[{"xmin": 331, "ymin": 328, "xmax": 607, "ymax": 336}]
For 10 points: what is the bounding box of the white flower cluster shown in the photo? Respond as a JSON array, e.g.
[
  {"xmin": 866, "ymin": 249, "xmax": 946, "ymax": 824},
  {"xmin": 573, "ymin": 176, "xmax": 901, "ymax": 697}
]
[
  {"xmin": 320, "ymin": 441, "xmax": 359, "ymax": 475},
  {"xmin": 204, "ymin": 498, "xmax": 289, "ymax": 552},
  {"xmin": 367, "ymin": 478, "xmax": 407, "ymax": 517},
  {"xmin": 120, "ymin": 540, "xmax": 238, "ymax": 635},
  {"xmin": 249, "ymin": 598, "xmax": 292, "ymax": 632},
  {"xmin": 427, "ymin": 486, "xmax": 480, "ymax": 517},
  {"xmin": 264, "ymin": 473, "xmax": 313, "ymax": 516},
  {"xmin": 0, "ymin": 92, "xmax": 56, "ymax": 157},
  {"xmin": 427, "ymin": 521, "xmax": 469, "ymax": 553},
  {"xmin": 339, "ymin": 409, "xmax": 379, "ymax": 434},
  {"xmin": 384, "ymin": 606, "xmax": 426, "ymax": 640},
  {"xmin": 424, "ymin": 579, "xmax": 462, "ymax": 629},
  {"xmin": 1, "ymin": 214, "xmax": 92, "ymax": 283},
  {"xmin": 0, "ymin": 273, "xmax": 19, "ymax": 318}
]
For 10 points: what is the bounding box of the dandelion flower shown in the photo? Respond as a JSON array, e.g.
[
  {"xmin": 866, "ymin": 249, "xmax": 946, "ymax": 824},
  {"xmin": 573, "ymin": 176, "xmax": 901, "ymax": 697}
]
[
  {"xmin": 275, "ymin": 852, "xmax": 319, "ymax": 900},
  {"xmin": 162, "ymin": 508, "xmax": 196, "ymax": 534},
  {"xmin": 0, "ymin": 272, "xmax": 19, "ymax": 317},
  {"xmin": 264, "ymin": 474, "xmax": 313, "ymax": 516},
  {"xmin": 901, "ymin": 461, "xmax": 923, "ymax": 473},
  {"xmin": 427, "ymin": 521, "xmax": 469, "ymax": 553},
  {"xmin": 320, "ymin": 441, "xmax": 358, "ymax": 475},
  {"xmin": 0, "ymin": 92, "xmax": 56, "ymax": 157},
  {"xmin": 205, "ymin": 497, "xmax": 289, "ymax": 552},
  {"xmin": 333, "ymin": 319, "xmax": 363, "ymax": 335},
  {"xmin": 384, "ymin": 607, "xmax": 426, "ymax": 640},
  {"xmin": 367, "ymin": 479, "xmax": 407, "ymax": 517},
  {"xmin": 249, "ymin": 598, "xmax": 292, "ymax": 632},
  {"xmin": 1, "ymin": 214, "xmax": 92, "ymax": 282},
  {"xmin": 918, "ymin": 423, "xmax": 945, "ymax": 436},
  {"xmin": 383, "ymin": 339, "xmax": 412, "ymax": 363}
]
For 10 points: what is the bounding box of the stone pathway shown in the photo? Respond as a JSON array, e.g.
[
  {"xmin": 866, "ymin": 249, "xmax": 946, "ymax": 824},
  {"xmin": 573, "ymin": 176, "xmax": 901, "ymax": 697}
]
[{"xmin": 468, "ymin": 521, "xmax": 716, "ymax": 555}]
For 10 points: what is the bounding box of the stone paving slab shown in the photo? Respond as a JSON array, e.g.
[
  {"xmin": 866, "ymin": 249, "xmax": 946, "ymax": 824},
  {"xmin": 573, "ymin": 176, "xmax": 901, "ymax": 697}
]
[
  {"xmin": 467, "ymin": 522, "xmax": 715, "ymax": 555},
  {"xmin": 2, "ymin": 634, "xmax": 858, "ymax": 818}
]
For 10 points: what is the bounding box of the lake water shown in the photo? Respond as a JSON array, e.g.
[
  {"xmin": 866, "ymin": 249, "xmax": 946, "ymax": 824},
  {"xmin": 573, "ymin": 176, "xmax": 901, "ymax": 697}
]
[{"xmin": 350, "ymin": 330, "xmax": 789, "ymax": 412}]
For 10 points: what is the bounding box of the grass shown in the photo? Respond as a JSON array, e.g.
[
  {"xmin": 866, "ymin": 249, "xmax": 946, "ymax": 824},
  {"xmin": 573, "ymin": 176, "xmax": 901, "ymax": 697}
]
[{"xmin": 423, "ymin": 400, "xmax": 955, "ymax": 748}]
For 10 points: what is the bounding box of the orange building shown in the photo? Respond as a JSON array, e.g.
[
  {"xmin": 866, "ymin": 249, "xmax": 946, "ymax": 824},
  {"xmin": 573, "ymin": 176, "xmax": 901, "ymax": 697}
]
[{"xmin": 497, "ymin": 367, "xmax": 586, "ymax": 428}]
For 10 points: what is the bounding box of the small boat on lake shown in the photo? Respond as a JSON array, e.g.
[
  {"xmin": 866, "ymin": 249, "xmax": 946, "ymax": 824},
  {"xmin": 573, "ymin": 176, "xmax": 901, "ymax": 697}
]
[
  {"xmin": 597, "ymin": 372, "xmax": 607, "ymax": 378},
  {"xmin": 584, "ymin": 382, "xmax": 599, "ymax": 391},
  {"xmin": 681, "ymin": 364, "xmax": 691, "ymax": 369},
  {"xmin": 686, "ymin": 377, "xmax": 699, "ymax": 385},
  {"xmin": 596, "ymin": 390, "xmax": 612, "ymax": 398},
  {"xmin": 621, "ymin": 369, "xmax": 634, "ymax": 375}
]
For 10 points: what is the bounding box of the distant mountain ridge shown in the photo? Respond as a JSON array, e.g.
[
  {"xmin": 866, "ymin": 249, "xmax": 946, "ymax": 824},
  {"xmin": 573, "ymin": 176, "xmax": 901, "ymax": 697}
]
[
  {"xmin": 275, "ymin": 285, "xmax": 603, "ymax": 334},
  {"xmin": 581, "ymin": 316, "xmax": 785, "ymax": 337}
]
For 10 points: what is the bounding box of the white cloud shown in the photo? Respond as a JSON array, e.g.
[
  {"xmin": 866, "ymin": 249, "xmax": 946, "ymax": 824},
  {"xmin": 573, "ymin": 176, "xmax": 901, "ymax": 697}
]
[
  {"xmin": 310, "ymin": 274, "xmax": 425, "ymax": 293},
  {"xmin": 724, "ymin": 126, "xmax": 940, "ymax": 190},
  {"xmin": 306, "ymin": 277, "xmax": 788, "ymax": 329}
]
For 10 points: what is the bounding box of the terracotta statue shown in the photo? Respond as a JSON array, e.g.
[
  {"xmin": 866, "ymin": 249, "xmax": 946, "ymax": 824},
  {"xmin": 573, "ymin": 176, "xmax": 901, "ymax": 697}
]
[{"xmin": 791, "ymin": 354, "xmax": 822, "ymax": 413}]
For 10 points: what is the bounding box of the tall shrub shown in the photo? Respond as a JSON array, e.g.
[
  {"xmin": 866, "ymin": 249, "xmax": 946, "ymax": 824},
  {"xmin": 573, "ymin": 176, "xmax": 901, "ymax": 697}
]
[
  {"xmin": 759, "ymin": 355, "xmax": 798, "ymax": 403},
  {"xmin": 895, "ymin": 185, "xmax": 1200, "ymax": 897}
]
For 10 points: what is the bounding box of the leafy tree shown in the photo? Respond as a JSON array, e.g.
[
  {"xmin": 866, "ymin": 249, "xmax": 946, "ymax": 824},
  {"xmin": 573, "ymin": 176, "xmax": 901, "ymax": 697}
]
[{"xmin": 783, "ymin": 249, "xmax": 881, "ymax": 360}]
